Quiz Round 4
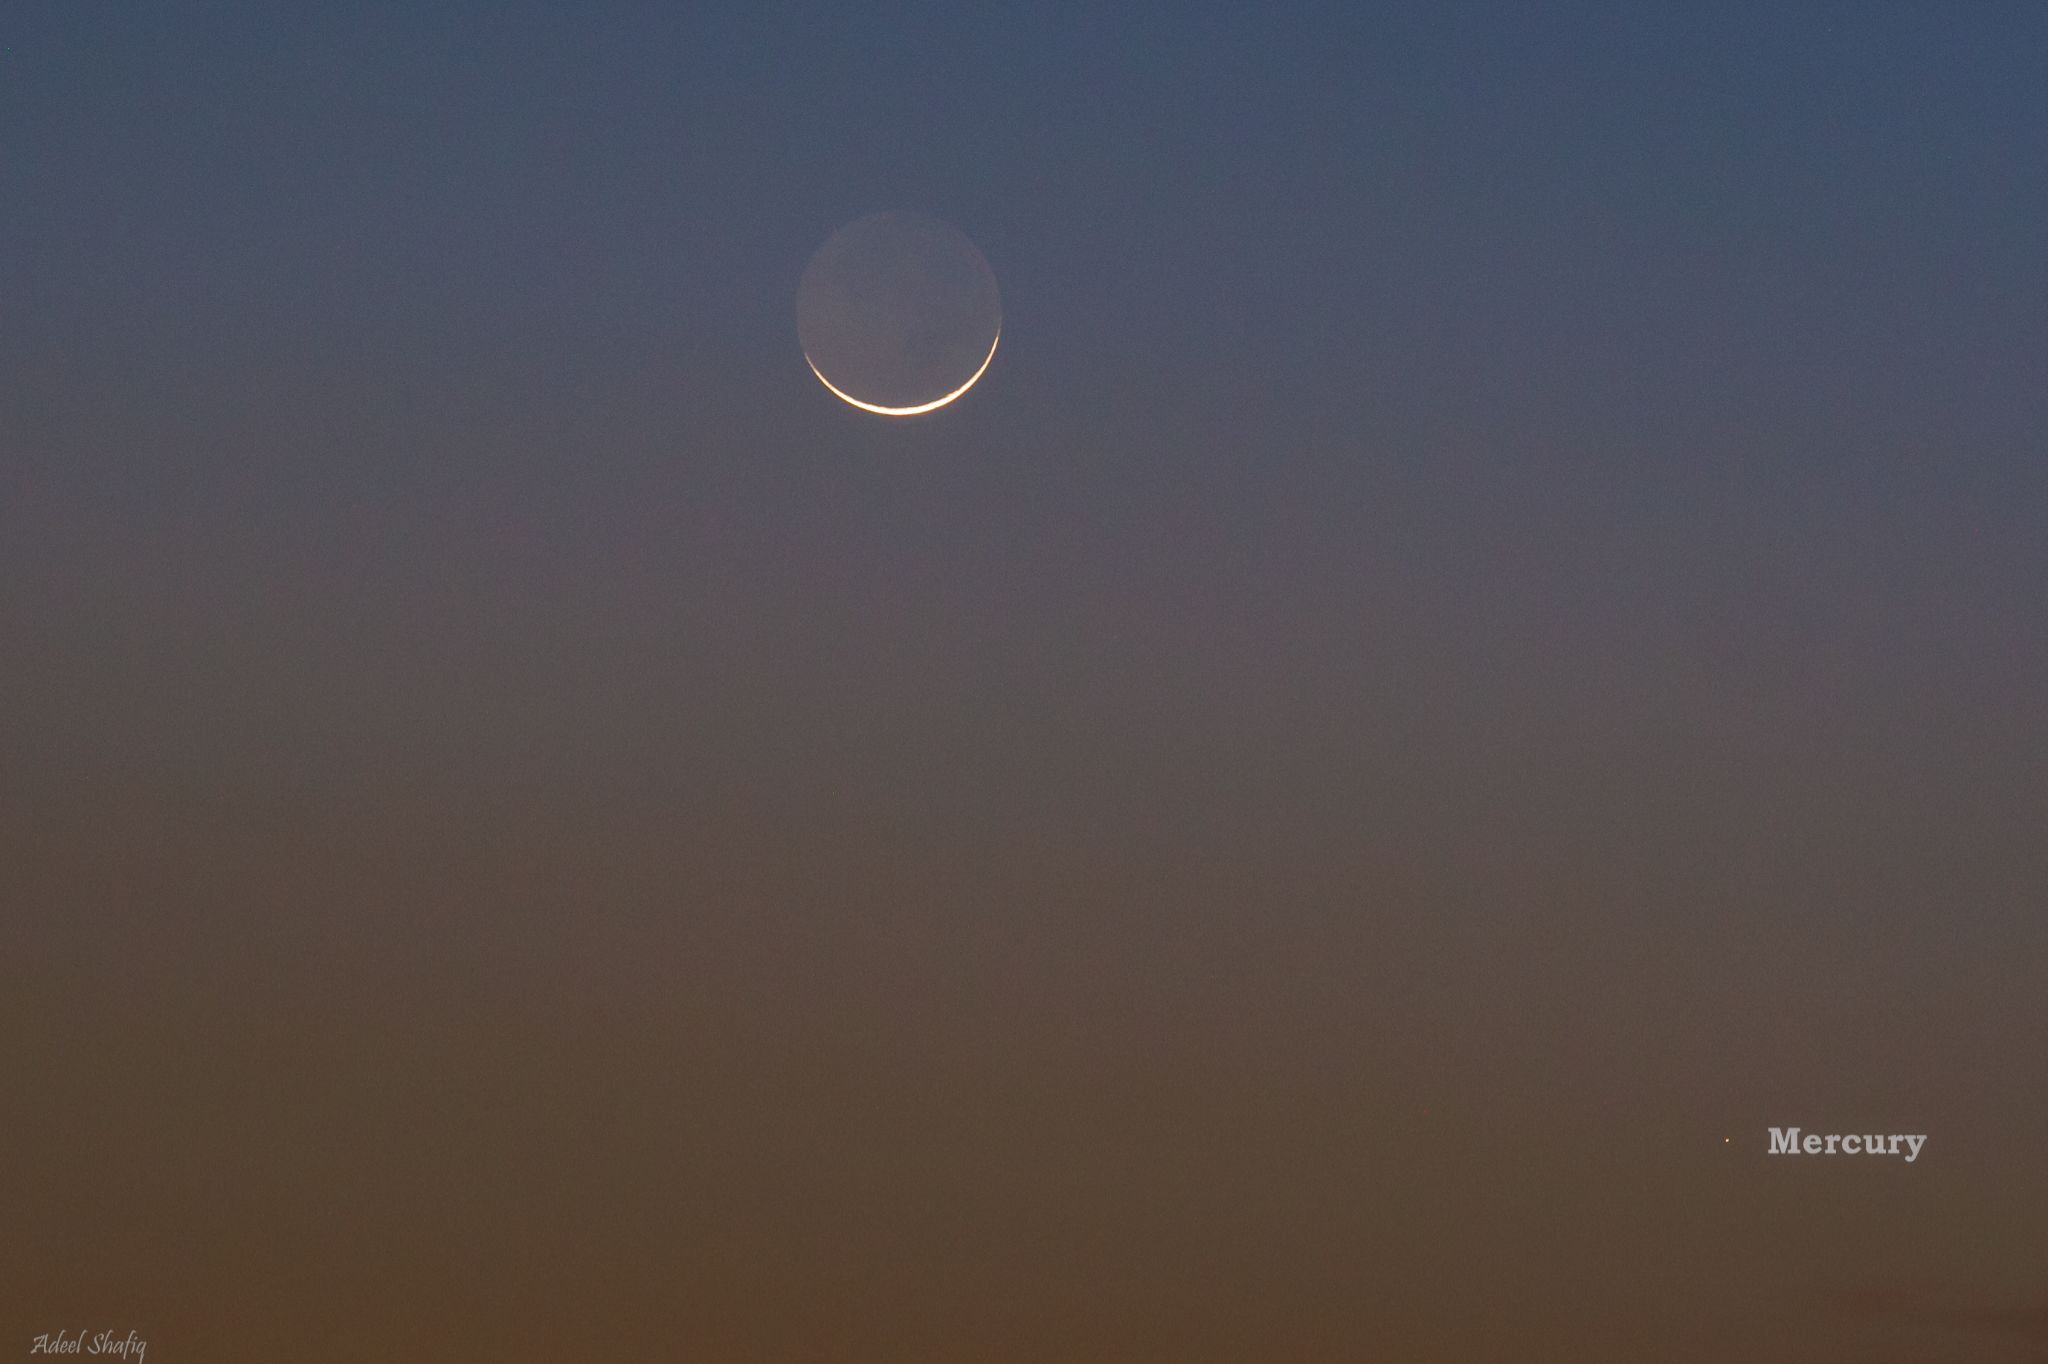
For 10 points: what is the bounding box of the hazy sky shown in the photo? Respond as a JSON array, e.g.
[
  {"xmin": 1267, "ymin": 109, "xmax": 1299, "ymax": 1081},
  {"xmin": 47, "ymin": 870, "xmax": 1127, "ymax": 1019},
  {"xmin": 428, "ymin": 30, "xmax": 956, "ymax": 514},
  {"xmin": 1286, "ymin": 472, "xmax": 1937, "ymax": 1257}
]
[{"xmin": 4, "ymin": 4, "xmax": 2045, "ymax": 1360}]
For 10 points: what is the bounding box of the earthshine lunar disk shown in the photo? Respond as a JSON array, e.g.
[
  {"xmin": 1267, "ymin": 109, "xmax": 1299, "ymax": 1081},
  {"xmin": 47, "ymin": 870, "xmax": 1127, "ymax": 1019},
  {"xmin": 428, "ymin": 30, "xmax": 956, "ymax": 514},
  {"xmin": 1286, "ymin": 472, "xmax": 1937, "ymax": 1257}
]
[{"xmin": 795, "ymin": 212, "xmax": 1002, "ymax": 416}]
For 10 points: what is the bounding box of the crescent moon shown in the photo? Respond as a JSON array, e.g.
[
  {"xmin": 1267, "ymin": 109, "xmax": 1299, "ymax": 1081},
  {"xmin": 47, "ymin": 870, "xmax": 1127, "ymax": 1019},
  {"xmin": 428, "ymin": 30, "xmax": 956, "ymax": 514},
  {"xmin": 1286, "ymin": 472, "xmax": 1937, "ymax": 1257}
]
[{"xmin": 804, "ymin": 329, "xmax": 1000, "ymax": 416}]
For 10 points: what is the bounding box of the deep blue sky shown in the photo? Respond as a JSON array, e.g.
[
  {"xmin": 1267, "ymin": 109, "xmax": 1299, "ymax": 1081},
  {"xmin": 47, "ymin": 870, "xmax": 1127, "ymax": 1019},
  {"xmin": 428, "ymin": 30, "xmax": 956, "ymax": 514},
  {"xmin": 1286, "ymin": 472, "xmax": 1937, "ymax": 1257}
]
[{"xmin": 4, "ymin": 4, "xmax": 2045, "ymax": 1360}]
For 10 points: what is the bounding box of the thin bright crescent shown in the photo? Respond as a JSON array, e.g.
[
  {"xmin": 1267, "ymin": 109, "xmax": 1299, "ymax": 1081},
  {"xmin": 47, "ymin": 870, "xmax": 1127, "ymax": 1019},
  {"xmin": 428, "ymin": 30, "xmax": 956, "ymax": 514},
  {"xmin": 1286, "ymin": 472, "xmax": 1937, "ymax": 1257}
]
[{"xmin": 804, "ymin": 330, "xmax": 999, "ymax": 416}]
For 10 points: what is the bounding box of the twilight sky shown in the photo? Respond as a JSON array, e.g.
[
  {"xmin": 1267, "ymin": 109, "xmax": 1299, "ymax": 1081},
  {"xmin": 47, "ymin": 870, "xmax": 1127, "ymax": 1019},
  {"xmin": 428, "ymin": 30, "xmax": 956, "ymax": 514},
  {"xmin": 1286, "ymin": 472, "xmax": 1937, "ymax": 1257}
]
[{"xmin": 4, "ymin": 3, "xmax": 2046, "ymax": 1361}]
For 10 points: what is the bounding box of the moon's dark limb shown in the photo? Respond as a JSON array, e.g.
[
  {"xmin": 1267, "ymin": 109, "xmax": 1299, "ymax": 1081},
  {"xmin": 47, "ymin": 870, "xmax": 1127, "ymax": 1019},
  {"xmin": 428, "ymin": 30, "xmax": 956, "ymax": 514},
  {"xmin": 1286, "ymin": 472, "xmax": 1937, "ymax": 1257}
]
[{"xmin": 796, "ymin": 212, "xmax": 1002, "ymax": 414}]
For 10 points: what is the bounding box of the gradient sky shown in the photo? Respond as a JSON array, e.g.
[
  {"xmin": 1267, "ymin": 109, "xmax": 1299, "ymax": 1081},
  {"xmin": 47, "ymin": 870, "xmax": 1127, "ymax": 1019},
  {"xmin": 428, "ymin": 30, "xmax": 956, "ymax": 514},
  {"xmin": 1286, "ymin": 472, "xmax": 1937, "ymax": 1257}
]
[{"xmin": 4, "ymin": 4, "xmax": 2046, "ymax": 1361}]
